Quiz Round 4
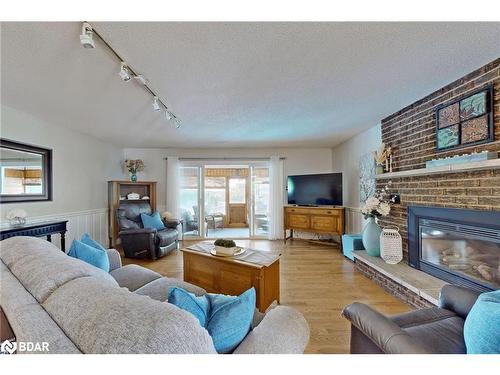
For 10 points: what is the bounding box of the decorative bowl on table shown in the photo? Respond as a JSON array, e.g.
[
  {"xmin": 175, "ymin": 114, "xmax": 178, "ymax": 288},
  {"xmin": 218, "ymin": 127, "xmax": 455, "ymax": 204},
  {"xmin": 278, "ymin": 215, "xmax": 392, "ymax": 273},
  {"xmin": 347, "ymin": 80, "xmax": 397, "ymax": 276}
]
[{"xmin": 211, "ymin": 239, "xmax": 245, "ymax": 257}]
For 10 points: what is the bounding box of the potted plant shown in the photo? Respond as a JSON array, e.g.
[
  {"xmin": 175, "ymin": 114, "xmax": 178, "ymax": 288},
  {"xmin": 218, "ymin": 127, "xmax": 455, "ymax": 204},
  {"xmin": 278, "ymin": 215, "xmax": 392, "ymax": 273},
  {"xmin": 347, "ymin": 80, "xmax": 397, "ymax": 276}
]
[
  {"xmin": 360, "ymin": 182, "xmax": 394, "ymax": 256},
  {"xmin": 214, "ymin": 238, "xmax": 238, "ymax": 255},
  {"xmin": 123, "ymin": 159, "xmax": 145, "ymax": 182}
]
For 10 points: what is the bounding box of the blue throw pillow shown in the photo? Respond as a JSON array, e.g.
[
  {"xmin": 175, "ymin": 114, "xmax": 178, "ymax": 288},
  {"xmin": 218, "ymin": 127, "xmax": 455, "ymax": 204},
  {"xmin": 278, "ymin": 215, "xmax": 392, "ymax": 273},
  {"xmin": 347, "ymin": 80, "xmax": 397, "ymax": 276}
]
[
  {"xmin": 168, "ymin": 287, "xmax": 256, "ymax": 353},
  {"xmin": 168, "ymin": 287, "xmax": 210, "ymax": 326},
  {"xmin": 140, "ymin": 212, "xmax": 165, "ymax": 230},
  {"xmin": 464, "ymin": 290, "xmax": 500, "ymax": 354},
  {"xmin": 81, "ymin": 233, "xmax": 106, "ymax": 252},
  {"xmin": 68, "ymin": 239, "xmax": 110, "ymax": 272}
]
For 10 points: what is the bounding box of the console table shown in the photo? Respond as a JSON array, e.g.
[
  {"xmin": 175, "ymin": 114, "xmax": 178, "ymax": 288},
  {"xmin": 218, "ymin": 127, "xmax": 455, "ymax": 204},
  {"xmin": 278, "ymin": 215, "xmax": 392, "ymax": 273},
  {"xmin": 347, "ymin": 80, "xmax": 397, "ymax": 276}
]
[
  {"xmin": 0, "ymin": 220, "xmax": 68, "ymax": 252},
  {"xmin": 284, "ymin": 205, "xmax": 345, "ymax": 246}
]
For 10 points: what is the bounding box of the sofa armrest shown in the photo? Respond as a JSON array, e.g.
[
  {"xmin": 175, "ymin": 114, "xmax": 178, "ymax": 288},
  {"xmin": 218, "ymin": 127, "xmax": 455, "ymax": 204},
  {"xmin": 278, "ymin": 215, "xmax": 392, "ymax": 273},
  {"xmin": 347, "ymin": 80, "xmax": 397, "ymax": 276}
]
[
  {"xmin": 342, "ymin": 302, "xmax": 430, "ymax": 354},
  {"xmin": 233, "ymin": 306, "xmax": 309, "ymax": 354},
  {"xmin": 119, "ymin": 228, "xmax": 156, "ymax": 236},
  {"xmin": 106, "ymin": 249, "xmax": 122, "ymax": 272},
  {"xmin": 438, "ymin": 285, "xmax": 481, "ymax": 319}
]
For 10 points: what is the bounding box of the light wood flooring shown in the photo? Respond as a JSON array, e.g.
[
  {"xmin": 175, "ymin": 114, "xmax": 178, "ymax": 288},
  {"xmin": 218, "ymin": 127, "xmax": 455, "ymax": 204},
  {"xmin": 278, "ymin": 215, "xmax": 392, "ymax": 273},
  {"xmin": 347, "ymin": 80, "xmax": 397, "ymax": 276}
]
[{"xmin": 122, "ymin": 239, "xmax": 412, "ymax": 354}]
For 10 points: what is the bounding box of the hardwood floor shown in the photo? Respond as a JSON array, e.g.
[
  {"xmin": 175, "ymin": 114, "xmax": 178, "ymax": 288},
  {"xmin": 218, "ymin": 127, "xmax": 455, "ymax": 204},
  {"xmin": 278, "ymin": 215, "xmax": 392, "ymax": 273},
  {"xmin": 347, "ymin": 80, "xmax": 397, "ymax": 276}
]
[{"xmin": 122, "ymin": 239, "xmax": 412, "ymax": 354}]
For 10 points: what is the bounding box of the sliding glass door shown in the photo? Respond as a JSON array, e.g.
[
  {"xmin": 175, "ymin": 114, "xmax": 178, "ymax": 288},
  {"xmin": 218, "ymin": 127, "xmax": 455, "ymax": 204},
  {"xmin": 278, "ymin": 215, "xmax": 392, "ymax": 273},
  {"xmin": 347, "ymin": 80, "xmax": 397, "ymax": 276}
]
[
  {"xmin": 250, "ymin": 166, "xmax": 270, "ymax": 237},
  {"xmin": 179, "ymin": 161, "xmax": 269, "ymax": 240},
  {"xmin": 179, "ymin": 166, "xmax": 203, "ymax": 238}
]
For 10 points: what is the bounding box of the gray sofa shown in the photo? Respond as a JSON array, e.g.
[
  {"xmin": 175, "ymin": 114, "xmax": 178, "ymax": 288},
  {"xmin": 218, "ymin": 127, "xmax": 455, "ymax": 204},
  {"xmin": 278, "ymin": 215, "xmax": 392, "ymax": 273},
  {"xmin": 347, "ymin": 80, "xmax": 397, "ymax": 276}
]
[
  {"xmin": 0, "ymin": 236, "xmax": 309, "ymax": 354},
  {"xmin": 342, "ymin": 285, "xmax": 481, "ymax": 354}
]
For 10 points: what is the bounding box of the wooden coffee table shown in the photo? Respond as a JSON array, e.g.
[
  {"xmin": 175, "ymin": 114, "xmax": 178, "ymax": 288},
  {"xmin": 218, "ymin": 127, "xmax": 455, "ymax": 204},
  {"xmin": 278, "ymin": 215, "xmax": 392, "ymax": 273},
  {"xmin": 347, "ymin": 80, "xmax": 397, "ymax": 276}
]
[{"xmin": 181, "ymin": 246, "xmax": 280, "ymax": 312}]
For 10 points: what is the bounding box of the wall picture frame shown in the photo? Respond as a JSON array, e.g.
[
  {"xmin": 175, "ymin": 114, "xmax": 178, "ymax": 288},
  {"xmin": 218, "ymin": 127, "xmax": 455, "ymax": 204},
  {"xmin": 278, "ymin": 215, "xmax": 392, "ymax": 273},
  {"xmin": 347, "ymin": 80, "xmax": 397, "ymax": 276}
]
[{"xmin": 435, "ymin": 85, "xmax": 494, "ymax": 152}]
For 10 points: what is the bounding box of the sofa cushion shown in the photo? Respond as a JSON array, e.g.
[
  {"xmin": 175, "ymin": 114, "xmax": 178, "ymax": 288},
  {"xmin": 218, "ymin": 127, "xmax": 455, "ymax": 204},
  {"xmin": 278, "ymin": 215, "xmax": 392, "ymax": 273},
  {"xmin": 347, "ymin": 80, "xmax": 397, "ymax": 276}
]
[
  {"xmin": 0, "ymin": 237, "xmax": 118, "ymax": 303},
  {"xmin": 141, "ymin": 212, "xmax": 166, "ymax": 230},
  {"xmin": 134, "ymin": 277, "xmax": 206, "ymax": 302},
  {"xmin": 0, "ymin": 261, "xmax": 81, "ymax": 353},
  {"xmin": 110, "ymin": 264, "xmax": 162, "ymax": 291},
  {"xmin": 42, "ymin": 277, "xmax": 216, "ymax": 354},
  {"xmin": 156, "ymin": 229, "xmax": 178, "ymax": 246},
  {"xmin": 68, "ymin": 240, "xmax": 110, "ymax": 272},
  {"xmin": 464, "ymin": 290, "xmax": 500, "ymax": 354}
]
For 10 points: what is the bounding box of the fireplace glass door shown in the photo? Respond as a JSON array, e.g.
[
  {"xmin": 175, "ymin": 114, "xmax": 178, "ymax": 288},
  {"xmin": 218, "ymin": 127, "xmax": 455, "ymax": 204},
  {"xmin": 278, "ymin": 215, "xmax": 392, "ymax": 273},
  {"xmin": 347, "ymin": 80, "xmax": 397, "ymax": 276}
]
[{"xmin": 420, "ymin": 221, "xmax": 500, "ymax": 290}]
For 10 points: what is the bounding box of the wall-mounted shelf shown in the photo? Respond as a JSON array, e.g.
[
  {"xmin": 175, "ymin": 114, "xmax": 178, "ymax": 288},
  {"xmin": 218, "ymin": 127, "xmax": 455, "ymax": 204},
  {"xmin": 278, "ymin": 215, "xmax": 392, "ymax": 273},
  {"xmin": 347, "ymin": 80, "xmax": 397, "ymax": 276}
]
[{"xmin": 376, "ymin": 158, "xmax": 500, "ymax": 179}]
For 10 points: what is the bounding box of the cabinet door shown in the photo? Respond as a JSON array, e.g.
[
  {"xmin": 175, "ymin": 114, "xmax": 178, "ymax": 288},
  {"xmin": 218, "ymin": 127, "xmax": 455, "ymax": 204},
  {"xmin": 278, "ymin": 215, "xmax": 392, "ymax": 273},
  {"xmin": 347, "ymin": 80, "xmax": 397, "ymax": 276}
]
[
  {"xmin": 288, "ymin": 214, "xmax": 310, "ymax": 229},
  {"xmin": 311, "ymin": 215, "xmax": 335, "ymax": 231}
]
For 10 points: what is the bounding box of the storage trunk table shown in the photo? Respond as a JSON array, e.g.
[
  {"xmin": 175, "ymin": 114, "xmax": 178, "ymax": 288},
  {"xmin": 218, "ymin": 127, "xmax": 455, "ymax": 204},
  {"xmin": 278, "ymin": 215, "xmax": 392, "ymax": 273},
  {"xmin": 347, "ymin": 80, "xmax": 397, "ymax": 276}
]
[{"xmin": 181, "ymin": 242, "xmax": 281, "ymax": 312}]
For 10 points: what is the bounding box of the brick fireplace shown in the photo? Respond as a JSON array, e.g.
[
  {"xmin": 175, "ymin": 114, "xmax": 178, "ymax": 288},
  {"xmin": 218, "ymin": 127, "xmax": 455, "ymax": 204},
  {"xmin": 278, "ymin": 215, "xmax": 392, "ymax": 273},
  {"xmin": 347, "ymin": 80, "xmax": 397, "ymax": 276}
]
[{"xmin": 355, "ymin": 58, "xmax": 500, "ymax": 306}]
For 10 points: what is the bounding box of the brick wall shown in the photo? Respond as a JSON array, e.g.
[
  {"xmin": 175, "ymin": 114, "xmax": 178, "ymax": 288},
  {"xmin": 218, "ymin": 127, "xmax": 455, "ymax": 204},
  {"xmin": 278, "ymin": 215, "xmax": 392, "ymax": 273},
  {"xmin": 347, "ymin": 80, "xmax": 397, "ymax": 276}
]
[{"xmin": 378, "ymin": 58, "xmax": 500, "ymax": 258}]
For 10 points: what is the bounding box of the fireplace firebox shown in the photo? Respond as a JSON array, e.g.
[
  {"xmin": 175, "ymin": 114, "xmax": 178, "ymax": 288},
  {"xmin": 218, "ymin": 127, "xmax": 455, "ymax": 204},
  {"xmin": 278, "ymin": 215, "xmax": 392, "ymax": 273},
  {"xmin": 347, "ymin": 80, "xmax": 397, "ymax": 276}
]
[{"xmin": 408, "ymin": 206, "xmax": 500, "ymax": 292}]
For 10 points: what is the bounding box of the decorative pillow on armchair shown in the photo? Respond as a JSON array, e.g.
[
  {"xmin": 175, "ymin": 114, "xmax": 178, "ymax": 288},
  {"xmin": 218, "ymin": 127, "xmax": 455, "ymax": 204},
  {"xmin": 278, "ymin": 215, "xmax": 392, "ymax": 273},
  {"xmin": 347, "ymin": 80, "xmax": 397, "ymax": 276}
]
[
  {"xmin": 140, "ymin": 211, "xmax": 166, "ymax": 230},
  {"xmin": 168, "ymin": 287, "xmax": 256, "ymax": 353}
]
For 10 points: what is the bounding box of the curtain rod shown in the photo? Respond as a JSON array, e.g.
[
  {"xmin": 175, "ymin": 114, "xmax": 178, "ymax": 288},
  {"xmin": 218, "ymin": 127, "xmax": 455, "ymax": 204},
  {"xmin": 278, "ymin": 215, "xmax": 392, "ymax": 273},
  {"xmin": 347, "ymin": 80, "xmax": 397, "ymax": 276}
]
[{"xmin": 164, "ymin": 157, "xmax": 286, "ymax": 161}]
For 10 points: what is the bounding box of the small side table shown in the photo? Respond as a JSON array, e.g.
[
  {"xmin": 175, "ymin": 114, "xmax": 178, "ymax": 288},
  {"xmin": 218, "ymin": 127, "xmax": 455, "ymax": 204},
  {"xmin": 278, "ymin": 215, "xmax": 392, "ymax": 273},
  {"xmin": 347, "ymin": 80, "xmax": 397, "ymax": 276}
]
[{"xmin": 342, "ymin": 234, "xmax": 364, "ymax": 261}]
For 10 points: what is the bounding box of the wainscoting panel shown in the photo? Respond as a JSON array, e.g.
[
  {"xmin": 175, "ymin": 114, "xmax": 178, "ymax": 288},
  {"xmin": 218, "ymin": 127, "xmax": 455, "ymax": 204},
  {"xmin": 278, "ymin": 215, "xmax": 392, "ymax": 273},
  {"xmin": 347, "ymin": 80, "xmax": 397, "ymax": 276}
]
[
  {"xmin": 345, "ymin": 207, "xmax": 364, "ymax": 234},
  {"xmin": 0, "ymin": 208, "xmax": 108, "ymax": 252}
]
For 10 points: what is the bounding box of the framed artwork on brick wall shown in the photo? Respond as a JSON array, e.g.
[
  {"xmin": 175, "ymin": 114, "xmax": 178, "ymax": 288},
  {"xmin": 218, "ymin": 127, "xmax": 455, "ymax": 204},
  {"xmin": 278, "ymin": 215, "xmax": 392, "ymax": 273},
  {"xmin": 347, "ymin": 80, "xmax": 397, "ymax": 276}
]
[{"xmin": 435, "ymin": 85, "xmax": 494, "ymax": 152}]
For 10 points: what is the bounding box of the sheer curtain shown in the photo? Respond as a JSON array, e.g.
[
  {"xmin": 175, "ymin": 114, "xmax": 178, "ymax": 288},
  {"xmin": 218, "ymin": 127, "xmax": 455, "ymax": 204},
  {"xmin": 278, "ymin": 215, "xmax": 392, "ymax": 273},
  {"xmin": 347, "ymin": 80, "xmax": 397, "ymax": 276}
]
[
  {"xmin": 268, "ymin": 156, "xmax": 284, "ymax": 240},
  {"xmin": 166, "ymin": 156, "xmax": 180, "ymax": 223}
]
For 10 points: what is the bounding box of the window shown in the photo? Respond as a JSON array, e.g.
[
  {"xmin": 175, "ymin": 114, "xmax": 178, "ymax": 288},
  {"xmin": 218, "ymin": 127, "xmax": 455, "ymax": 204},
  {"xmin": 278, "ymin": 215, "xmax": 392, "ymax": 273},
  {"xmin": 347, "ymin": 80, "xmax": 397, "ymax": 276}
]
[
  {"xmin": 205, "ymin": 176, "xmax": 226, "ymax": 214},
  {"xmin": 229, "ymin": 178, "xmax": 246, "ymax": 204}
]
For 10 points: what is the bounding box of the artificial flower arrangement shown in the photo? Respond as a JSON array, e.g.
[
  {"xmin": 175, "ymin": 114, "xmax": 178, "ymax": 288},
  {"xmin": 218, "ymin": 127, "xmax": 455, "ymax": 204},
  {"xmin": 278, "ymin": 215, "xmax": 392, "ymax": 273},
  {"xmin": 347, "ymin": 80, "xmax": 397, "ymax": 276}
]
[
  {"xmin": 361, "ymin": 181, "xmax": 395, "ymax": 219},
  {"xmin": 372, "ymin": 143, "xmax": 392, "ymax": 173},
  {"xmin": 6, "ymin": 208, "xmax": 28, "ymax": 227},
  {"xmin": 123, "ymin": 159, "xmax": 145, "ymax": 181}
]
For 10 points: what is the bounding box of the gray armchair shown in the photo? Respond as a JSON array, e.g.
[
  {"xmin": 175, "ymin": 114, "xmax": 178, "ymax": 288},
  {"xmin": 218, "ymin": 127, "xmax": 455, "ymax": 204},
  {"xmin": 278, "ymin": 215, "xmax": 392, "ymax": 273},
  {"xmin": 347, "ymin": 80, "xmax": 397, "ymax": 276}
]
[
  {"xmin": 117, "ymin": 201, "xmax": 179, "ymax": 260},
  {"xmin": 342, "ymin": 285, "xmax": 481, "ymax": 354}
]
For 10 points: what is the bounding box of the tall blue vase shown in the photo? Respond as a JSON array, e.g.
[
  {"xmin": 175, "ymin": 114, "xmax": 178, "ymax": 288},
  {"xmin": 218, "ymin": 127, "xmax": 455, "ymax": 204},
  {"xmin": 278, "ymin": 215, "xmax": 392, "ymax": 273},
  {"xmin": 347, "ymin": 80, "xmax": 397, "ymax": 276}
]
[{"xmin": 362, "ymin": 216, "xmax": 381, "ymax": 257}]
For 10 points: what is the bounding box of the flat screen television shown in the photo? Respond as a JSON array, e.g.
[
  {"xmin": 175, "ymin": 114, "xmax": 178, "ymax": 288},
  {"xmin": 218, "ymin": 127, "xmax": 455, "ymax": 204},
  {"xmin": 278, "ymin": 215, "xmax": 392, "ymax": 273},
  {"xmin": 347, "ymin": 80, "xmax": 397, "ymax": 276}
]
[{"xmin": 287, "ymin": 173, "xmax": 343, "ymax": 206}]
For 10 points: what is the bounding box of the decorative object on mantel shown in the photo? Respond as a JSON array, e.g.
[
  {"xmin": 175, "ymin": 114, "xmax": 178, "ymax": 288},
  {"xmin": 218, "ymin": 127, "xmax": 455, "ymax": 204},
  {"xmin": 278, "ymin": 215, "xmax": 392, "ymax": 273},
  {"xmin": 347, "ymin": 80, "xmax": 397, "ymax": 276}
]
[
  {"xmin": 436, "ymin": 86, "xmax": 494, "ymax": 152},
  {"xmin": 372, "ymin": 143, "xmax": 392, "ymax": 174},
  {"xmin": 123, "ymin": 159, "xmax": 145, "ymax": 182},
  {"xmin": 142, "ymin": 196, "xmax": 150, "ymax": 200},
  {"xmin": 426, "ymin": 151, "xmax": 498, "ymax": 169},
  {"xmin": 360, "ymin": 181, "xmax": 395, "ymax": 256},
  {"xmin": 380, "ymin": 226, "xmax": 403, "ymax": 264},
  {"xmin": 5, "ymin": 208, "xmax": 28, "ymax": 227},
  {"xmin": 359, "ymin": 153, "xmax": 376, "ymax": 202},
  {"xmin": 126, "ymin": 192, "xmax": 140, "ymax": 200}
]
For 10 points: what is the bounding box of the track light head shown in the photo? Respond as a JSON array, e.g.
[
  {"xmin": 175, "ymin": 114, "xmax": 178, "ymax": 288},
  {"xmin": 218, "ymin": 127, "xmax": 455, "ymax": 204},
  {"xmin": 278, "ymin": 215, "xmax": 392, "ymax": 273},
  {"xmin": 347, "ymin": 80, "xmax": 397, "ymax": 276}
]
[
  {"xmin": 134, "ymin": 75, "xmax": 148, "ymax": 85},
  {"xmin": 174, "ymin": 117, "xmax": 182, "ymax": 129},
  {"xmin": 119, "ymin": 63, "xmax": 131, "ymax": 82},
  {"xmin": 80, "ymin": 22, "xmax": 95, "ymax": 49},
  {"xmin": 153, "ymin": 97, "xmax": 161, "ymax": 112},
  {"xmin": 165, "ymin": 110, "xmax": 173, "ymax": 121}
]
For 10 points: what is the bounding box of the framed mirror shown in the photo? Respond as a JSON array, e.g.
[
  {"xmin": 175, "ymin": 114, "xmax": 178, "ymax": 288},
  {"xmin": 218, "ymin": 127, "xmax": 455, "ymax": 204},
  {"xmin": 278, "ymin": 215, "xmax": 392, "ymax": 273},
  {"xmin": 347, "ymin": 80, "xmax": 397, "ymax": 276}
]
[{"xmin": 0, "ymin": 139, "xmax": 53, "ymax": 203}]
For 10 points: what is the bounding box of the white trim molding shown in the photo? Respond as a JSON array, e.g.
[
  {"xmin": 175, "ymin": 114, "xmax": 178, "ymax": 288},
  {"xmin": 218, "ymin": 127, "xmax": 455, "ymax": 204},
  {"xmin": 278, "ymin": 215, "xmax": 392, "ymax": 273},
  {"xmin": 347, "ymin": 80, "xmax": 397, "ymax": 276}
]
[{"xmin": 345, "ymin": 206, "xmax": 364, "ymax": 234}]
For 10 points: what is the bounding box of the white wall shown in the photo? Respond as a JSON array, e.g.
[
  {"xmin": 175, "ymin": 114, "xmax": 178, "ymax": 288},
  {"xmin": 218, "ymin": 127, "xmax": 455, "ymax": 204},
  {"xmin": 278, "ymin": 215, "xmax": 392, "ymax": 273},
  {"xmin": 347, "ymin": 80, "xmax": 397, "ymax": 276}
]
[
  {"xmin": 0, "ymin": 105, "xmax": 124, "ymax": 246},
  {"xmin": 123, "ymin": 147, "xmax": 334, "ymax": 209},
  {"xmin": 331, "ymin": 125, "xmax": 381, "ymax": 233}
]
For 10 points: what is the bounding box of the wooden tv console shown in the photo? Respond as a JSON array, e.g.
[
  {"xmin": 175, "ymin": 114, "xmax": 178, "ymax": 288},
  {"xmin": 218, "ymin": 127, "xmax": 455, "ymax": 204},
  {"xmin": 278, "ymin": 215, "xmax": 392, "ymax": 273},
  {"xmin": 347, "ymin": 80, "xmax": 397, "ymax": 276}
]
[{"xmin": 284, "ymin": 205, "xmax": 345, "ymax": 246}]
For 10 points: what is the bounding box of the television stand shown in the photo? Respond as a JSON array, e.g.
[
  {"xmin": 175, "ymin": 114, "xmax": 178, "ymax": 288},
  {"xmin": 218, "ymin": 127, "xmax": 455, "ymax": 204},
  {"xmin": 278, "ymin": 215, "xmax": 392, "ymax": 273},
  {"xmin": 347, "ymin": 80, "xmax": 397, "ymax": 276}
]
[{"xmin": 283, "ymin": 205, "xmax": 345, "ymax": 247}]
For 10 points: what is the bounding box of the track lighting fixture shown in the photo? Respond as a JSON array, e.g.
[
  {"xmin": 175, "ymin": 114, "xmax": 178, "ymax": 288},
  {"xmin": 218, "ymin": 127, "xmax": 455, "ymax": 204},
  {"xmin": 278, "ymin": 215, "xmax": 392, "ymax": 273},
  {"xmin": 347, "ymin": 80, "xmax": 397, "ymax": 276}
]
[
  {"xmin": 80, "ymin": 22, "xmax": 181, "ymax": 127},
  {"xmin": 119, "ymin": 63, "xmax": 131, "ymax": 82},
  {"xmin": 153, "ymin": 97, "xmax": 161, "ymax": 112},
  {"xmin": 80, "ymin": 22, "xmax": 95, "ymax": 49}
]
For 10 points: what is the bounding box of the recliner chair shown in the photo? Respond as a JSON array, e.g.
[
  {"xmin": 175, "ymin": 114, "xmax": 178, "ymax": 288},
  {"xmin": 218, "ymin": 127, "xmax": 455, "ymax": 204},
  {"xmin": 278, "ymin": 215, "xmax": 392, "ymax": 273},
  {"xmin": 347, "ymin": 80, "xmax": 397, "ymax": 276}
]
[
  {"xmin": 116, "ymin": 201, "xmax": 179, "ymax": 260},
  {"xmin": 342, "ymin": 285, "xmax": 481, "ymax": 354}
]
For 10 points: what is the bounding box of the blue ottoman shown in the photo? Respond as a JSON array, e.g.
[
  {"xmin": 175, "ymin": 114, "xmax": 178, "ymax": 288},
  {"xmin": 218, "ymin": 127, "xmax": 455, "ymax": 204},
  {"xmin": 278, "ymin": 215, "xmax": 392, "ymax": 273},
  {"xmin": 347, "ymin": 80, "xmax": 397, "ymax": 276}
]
[{"xmin": 342, "ymin": 234, "xmax": 364, "ymax": 261}]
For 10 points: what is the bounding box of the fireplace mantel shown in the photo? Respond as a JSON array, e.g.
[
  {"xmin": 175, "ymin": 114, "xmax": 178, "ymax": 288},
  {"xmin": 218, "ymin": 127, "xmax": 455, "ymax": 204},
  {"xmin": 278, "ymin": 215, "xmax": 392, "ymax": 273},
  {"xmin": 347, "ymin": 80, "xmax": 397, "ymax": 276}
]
[{"xmin": 376, "ymin": 158, "xmax": 500, "ymax": 179}]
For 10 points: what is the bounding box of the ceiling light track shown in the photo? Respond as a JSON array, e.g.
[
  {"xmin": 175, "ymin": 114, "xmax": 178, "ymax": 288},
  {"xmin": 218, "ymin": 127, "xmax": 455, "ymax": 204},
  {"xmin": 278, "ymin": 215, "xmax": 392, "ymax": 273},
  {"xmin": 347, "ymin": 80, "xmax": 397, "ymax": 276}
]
[{"xmin": 80, "ymin": 21, "xmax": 181, "ymax": 128}]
